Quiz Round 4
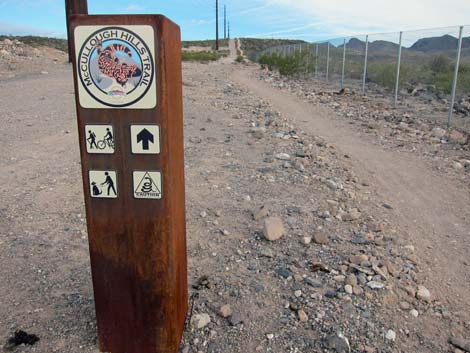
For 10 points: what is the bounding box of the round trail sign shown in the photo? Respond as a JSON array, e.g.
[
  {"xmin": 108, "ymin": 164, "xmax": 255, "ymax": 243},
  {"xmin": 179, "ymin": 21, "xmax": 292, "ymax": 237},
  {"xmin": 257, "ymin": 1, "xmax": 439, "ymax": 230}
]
[{"xmin": 75, "ymin": 25, "xmax": 157, "ymax": 109}]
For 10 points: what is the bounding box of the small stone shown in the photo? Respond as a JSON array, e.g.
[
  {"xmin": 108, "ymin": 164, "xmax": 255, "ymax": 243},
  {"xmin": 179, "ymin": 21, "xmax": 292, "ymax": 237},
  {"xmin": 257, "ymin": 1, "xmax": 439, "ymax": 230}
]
[
  {"xmin": 275, "ymin": 153, "xmax": 291, "ymax": 160},
  {"xmin": 344, "ymin": 284, "xmax": 353, "ymax": 294},
  {"xmin": 297, "ymin": 309, "xmax": 308, "ymax": 322},
  {"xmin": 410, "ymin": 309, "xmax": 419, "ymax": 318},
  {"xmin": 200, "ymin": 211, "xmax": 207, "ymax": 218},
  {"xmin": 294, "ymin": 290, "xmax": 302, "ymax": 297},
  {"xmin": 219, "ymin": 305, "xmax": 232, "ymax": 318},
  {"xmin": 349, "ymin": 255, "xmax": 369, "ymax": 265},
  {"xmin": 266, "ymin": 333, "xmax": 274, "ymax": 340},
  {"xmin": 345, "ymin": 273, "xmax": 358, "ymax": 286},
  {"xmin": 416, "ymin": 285, "xmax": 431, "ymax": 302},
  {"xmin": 385, "ymin": 329, "xmax": 396, "ymax": 341},
  {"xmin": 449, "ymin": 337, "xmax": 470, "ymax": 352},
  {"xmin": 263, "ymin": 217, "xmax": 285, "ymax": 241},
  {"xmin": 301, "ymin": 236, "xmax": 312, "ymax": 245},
  {"xmin": 333, "ymin": 275, "xmax": 346, "ymax": 283},
  {"xmin": 431, "ymin": 127, "xmax": 447, "ymax": 138},
  {"xmin": 342, "ymin": 208, "xmax": 361, "ymax": 221},
  {"xmin": 453, "ymin": 162, "xmax": 464, "ymax": 170},
  {"xmin": 304, "ymin": 277, "xmax": 323, "ymax": 288},
  {"xmin": 399, "ymin": 301, "xmax": 411, "ymax": 310},
  {"xmin": 191, "ymin": 313, "xmax": 211, "ymax": 329},
  {"xmin": 313, "ymin": 233, "xmax": 330, "ymax": 245},
  {"xmin": 252, "ymin": 205, "xmax": 269, "ymax": 220},
  {"xmin": 353, "ymin": 285, "xmax": 363, "ymax": 295},
  {"xmin": 326, "ymin": 333, "xmax": 351, "ymax": 353},
  {"xmin": 229, "ymin": 312, "xmax": 243, "ymax": 326},
  {"xmin": 367, "ymin": 281, "xmax": 385, "ymax": 289}
]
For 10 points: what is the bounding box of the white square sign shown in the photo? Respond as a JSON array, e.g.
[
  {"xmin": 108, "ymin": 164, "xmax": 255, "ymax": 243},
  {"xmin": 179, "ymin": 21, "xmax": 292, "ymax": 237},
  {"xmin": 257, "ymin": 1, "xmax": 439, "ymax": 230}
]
[
  {"xmin": 133, "ymin": 171, "xmax": 162, "ymax": 199},
  {"xmin": 89, "ymin": 170, "xmax": 118, "ymax": 199},
  {"xmin": 131, "ymin": 125, "xmax": 160, "ymax": 154},
  {"xmin": 85, "ymin": 125, "xmax": 115, "ymax": 154}
]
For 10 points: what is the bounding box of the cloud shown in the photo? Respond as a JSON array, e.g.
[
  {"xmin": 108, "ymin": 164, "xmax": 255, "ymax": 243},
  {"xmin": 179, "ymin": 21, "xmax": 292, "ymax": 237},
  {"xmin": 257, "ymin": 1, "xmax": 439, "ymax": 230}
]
[
  {"xmin": 269, "ymin": 0, "xmax": 470, "ymax": 36},
  {"xmin": 125, "ymin": 4, "xmax": 144, "ymax": 12},
  {"xmin": 0, "ymin": 21, "xmax": 65, "ymax": 38}
]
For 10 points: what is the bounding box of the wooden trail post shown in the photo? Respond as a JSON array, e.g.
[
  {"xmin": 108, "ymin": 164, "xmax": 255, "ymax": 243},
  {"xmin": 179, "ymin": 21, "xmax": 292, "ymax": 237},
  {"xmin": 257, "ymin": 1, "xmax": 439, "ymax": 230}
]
[
  {"xmin": 69, "ymin": 14, "xmax": 188, "ymax": 353},
  {"xmin": 65, "ymin": 0, "xmax": 88, "ymax": 63}
]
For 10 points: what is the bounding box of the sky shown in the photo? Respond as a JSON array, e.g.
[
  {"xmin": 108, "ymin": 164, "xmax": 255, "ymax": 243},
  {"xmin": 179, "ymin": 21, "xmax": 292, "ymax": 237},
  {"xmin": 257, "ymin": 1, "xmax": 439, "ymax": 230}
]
[{"xmin": 0, "ymin": 0, "xmax": 469, "ymax": 43}]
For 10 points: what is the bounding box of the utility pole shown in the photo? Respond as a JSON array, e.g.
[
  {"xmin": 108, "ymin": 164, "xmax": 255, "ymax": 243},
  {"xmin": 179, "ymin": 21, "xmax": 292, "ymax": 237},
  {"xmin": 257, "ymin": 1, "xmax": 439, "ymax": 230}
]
[
  {"xmin": 228, "ymin": 21, "xmax": 230, "ymax": 40},
  {"xmin": 224, "ymin": 5, "xmax": 227, "ymax": 40},
  {"xmin": 215, "ymin": 0, "xmax": 219, "ymax": 50},
  {"xmin": 65, "ymin": 0, "xmax": 88, "ymax": 63}
]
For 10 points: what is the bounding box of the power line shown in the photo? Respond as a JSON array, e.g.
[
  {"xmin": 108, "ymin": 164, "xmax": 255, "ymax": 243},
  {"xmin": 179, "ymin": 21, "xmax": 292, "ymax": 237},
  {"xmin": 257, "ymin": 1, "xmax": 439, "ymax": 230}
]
[{"xmin": 215, "ymin": 0, "xmax": 219, "ymax": 50}]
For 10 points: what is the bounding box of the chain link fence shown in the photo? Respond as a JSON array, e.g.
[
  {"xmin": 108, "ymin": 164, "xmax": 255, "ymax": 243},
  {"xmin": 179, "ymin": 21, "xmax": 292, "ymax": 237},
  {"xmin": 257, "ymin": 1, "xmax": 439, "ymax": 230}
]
[{"xmin": 255, "ymin": 25, "xmax": 470, "ymax": 132}]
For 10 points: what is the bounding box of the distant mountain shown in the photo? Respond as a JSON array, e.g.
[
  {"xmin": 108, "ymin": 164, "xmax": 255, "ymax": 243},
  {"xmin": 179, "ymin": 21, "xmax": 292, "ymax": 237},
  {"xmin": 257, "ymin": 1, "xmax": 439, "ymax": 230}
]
[
  {"xmin": 342, "ymin": 38, "xmax": 400, "ymax": 54},
  {"xmin": 410, "ymin": 34, "xmax": 470, "ymax": 52}
]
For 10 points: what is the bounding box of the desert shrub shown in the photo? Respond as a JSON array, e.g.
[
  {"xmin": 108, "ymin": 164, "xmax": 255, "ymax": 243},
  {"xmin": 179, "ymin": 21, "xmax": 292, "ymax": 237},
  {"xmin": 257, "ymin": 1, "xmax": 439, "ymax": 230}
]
[
  {"xmin": 258, "ymin": 51, "xmax": 316, "ymax": 77},
  {"xmin": 181, "ymin": 51, "xmax": 226, "ymax": 62},
  {"xmin": 430, "ymin": 54, "xmax": 452, "ymax": 74},
  {"xmin": 235, "ymin": 55, "xmax": 244, "ymax": 63}
]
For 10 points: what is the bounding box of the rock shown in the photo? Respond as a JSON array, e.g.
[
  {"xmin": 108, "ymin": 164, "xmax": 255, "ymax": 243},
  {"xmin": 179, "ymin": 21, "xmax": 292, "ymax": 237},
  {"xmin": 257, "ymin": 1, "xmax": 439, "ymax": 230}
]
[
  {"xmin": 385, "ymin": 329, "xmax": 396, "ymax": 341},
  {"xmin": 349, "ymin": 254, "xmax": 369, "ymax": 265},
  {"xmin": 416, "ymin": 285, "xmax": 431, "ymax": 302},
  {"xmin": 399, "ymin": 301, "xmax": 411, "ymax": 310},
  {"xmin": 275, "ymin": 153, "xmax": 290, "ymax": 160},
  {"xmin": 453, "ymin": 162, "xmax": 464, "ymax": 170},
  {"xmin": 219, "ymin": 304, "xmax": 232, "ymax": 318},
  {"xmin": 342, "ymin": 208, "xmax": 361, "ymax": 221},
  {"xmin": 297, "ymin": 309, "xmax": 308, "ymax": 322},
  {"xmin": 410, "ymin": 309, "xmax": 419, "ymax": 318},
  {"xmin": 200, "ymin": 211, "xmax": 207, "ymax": 218},
  {"xmin": 191, "ymin": 313, "xmax": 211, "ymax": 329},
  {"xmin": 345, "ymin": 273, "xmax": 358, "ymax": 286},
  {"xmin": 368, "ymin": 221, "xmax": 385, "ymax": 232},
  {"xmin": 326, "ymin": 333, "xmax": 351, "ymax": 353},
  {"xmin": 449, "ymin": 337, "xmax": 470, "ymax": 352},
  {"xmin": 252, "ymin": 205, "xmax": 269, "ymax": 220},
  {"xmin": 367, "ymin": 281, "xmax": 385, "ymax": 289},
  {"xmin": 431, "ymin": 127, "xmax": 447, "ymax": 138},
  {"xmin": 294, "ymin": 290, "xmax": 302, "ymax": 297},
  {"xmin": 344, "ymin": 284, "xmax": 353, "ymax": 294},
  {"xmin": 3, "ymin": 38, "xmax": 13, "ymax": 45},
  {"xmin": 313, "ymin": 233, "xmax": 330, "ymax": 245},
  {"xmin": 301, "ymin": 236, "xmax": 312, "ymax": 245},
  {"xmin": 263, "ymin": 217, "xmax": 285, "ymax": 241},
  {"xmin": 249, "ymin": 126, "xmax": 266, "ymax": 139},
  {"xmin": 228, "ymin": 312, "xmax": 243, "ymax": 326},
  {"xmin": 304, "ymin": 277, "xmax": 323, "ymax": 288},
  {"xmin": 333, "ymin": 275, "xmax": 346, "ymax": 283}
]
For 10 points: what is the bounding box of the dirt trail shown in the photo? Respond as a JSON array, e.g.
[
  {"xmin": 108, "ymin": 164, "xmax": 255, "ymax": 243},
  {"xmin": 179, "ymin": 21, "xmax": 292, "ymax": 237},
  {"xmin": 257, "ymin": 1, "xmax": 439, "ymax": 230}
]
[{"xmin": 233, "ymin": 65, "xmax": 470, "ymax": 319}]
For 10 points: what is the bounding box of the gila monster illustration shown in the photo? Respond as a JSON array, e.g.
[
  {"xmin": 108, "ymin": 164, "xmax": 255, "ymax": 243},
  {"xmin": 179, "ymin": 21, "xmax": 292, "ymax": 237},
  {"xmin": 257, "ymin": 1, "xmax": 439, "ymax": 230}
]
[{"xmin": 96, "ymin": 41, "xmax": 142, "ymax": 87}]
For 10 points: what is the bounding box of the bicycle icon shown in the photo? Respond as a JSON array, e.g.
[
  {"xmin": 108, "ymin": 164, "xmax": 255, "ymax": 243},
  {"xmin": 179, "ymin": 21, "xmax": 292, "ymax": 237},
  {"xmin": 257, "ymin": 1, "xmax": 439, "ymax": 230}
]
[{"xmin": 96, "ymin": 137, "xmax": 114, "ymax": 150}]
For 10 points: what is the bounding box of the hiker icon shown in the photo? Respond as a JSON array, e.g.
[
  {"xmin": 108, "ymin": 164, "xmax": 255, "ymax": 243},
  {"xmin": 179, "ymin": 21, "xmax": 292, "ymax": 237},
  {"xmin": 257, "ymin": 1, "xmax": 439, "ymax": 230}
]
[
  {"xmin": 89, "ymin": 170, "xmax": 118, "ymax": 199},
  {"xmin": 101, "ymin": 172, "xmax": 117, "ymax": 196},
  {"xmin": 87, "ymin": 130, "xmax": 98, "ymax": 149}
]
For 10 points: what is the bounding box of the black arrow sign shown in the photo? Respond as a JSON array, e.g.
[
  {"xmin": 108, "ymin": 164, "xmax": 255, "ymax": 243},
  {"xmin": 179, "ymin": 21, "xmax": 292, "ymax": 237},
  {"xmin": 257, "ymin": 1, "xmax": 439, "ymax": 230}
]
[{"xmin": 137, "ymin": 128, "xmax": 154, "ymax": 150}]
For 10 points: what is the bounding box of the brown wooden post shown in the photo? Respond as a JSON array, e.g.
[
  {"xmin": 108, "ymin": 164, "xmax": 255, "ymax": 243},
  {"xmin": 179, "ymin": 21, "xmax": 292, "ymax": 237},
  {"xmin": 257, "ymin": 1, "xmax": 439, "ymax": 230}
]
[
  {"xmin": 69, "ymin": 15, "xmax": 187, "ymax": 353},
  {"xmin": 65, "ymin": 0, "xmax": 88, "ymax": 62}
]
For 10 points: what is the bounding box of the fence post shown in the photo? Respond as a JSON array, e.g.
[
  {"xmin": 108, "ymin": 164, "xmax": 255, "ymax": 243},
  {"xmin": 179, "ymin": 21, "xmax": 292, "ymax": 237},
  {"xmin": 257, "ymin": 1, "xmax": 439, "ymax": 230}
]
[
  {"xmin": 326, "ymin": 42, "xmax": 330, "ymax": 82},
  {"xmin": 341, "ymin": 38, "xmax": 347, "ymax": 89},
  {"xmin": 315, "ymin": 43, "xmax": 319, "ymax": 78},
  {"xmin": 448, "ymin": 26, "xmax": 464, "ymax": 127},
  {"xmin": 394, "ymin": 31, "xmax": 403, "ymax": 108},
  {"xmin": 362, "ymin": 35, "xmax": 369, "ymax": 94},
  {"xmin": 65, "ymin": 0, "xmax": 88, "ymax": 63}
]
